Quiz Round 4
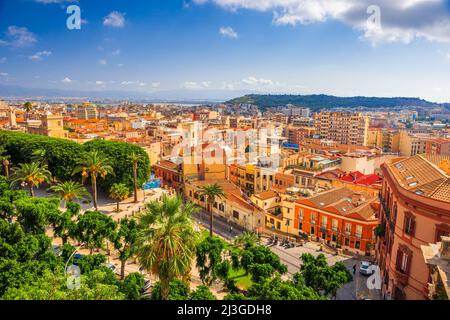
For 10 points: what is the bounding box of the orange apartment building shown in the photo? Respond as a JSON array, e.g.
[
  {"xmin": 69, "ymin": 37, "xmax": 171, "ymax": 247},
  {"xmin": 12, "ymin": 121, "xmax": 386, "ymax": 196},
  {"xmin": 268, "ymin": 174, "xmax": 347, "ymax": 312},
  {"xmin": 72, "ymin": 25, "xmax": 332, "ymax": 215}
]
[
  {"xmin": 376, "ymin": 154, "xmax": 450, "ymax": 300},
  {"xmin": 274, "ymin": 172, "xmax": 295, "ymax": 191},
  {"xmin": 154, "ymin": 160, "xmax": 183, "ymax": 193},
  {"xmin": 293, "ymin": 187, "xmax": 379, "ymax": 254}
]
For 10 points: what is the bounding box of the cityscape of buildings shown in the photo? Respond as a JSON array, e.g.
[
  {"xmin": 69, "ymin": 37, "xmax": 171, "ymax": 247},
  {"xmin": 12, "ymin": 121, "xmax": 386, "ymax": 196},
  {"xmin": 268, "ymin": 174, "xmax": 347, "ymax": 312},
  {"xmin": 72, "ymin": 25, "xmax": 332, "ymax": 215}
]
[
  {"xmin": 2, "ymin": 0, "xmax": 450, "ymax": 306},
  {"xmin": 0, "ymin": 98, "xmax": 449, "ymax": 300}
]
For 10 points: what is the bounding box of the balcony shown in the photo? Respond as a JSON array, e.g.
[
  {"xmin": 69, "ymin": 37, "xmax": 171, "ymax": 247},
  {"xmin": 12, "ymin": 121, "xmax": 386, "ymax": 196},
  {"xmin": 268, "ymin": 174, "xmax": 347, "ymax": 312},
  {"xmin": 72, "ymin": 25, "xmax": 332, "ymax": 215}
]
[{"xmin": 395, "ymin": 270, "xmax": 409, "ymax": 286}]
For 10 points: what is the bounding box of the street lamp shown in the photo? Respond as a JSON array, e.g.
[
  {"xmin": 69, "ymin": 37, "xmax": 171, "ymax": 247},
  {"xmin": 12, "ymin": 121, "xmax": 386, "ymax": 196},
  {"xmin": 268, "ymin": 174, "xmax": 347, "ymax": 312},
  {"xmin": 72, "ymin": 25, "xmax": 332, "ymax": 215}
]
[{"xmin": 64, "ymin": 242, "xmax": 87, "ymax": 274}]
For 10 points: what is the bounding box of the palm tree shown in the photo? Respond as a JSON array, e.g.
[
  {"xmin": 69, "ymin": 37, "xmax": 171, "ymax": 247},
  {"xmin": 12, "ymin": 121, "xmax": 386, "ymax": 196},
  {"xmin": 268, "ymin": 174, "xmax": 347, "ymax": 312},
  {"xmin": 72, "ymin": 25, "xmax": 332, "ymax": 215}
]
[
  {"xmin": 73, "ymin": 150, "xmax": 114, "ymax": 210},
  {"xmin": 10, "ymin": 162, "xmax": 52, "ymax": 197},
  {"xmin": 0, "ymin": 147, "xmax": 10, "ymax": 178},
  {"xmin": 198, "ymin": 183, "xmax": 226, "ymax": 237},
  {"xmin": 136, "ymin": 195, "xmax": 198, "ymax": 300},
  {"xmin": 22, "ymin": 101, "xmax": 33, "ymax": 113},
  {"xmin": 128, "ymin": 152, "xmax": 141, "ymax": 203},
  {"xmin": 235, "ymin": 231, "xmax": 260, "ymax": 249},
  {"xmin": 48, "ymin": 181, "xmax": 90, "ymax": 204},
  {"xmin": 109, "ymin": 183, "xmax": 130, "ymax": 212}
]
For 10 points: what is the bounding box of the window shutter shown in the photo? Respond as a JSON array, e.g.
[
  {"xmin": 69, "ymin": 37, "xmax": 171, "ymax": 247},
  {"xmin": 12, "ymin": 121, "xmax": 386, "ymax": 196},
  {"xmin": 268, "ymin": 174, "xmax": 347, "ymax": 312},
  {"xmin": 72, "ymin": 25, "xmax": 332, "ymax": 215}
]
[
  {"xmin": 395, "ymin": 249, "xmax": 403, "ymax": 271},
  {"xmin": 405, "ymin": 252, "xmax": 412, "ymax": 275},
  {"xmin": 410, "ymin": 219, "xmax": 416, "ymax": 237}
]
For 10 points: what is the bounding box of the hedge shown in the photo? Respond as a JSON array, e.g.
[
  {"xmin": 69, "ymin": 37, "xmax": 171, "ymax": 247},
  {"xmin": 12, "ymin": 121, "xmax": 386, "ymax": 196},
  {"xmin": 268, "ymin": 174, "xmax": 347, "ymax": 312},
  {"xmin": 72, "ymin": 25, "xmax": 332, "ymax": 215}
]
[{"xmin": 0, "ymin": 131, "xmax": 150, "ymax": 192}]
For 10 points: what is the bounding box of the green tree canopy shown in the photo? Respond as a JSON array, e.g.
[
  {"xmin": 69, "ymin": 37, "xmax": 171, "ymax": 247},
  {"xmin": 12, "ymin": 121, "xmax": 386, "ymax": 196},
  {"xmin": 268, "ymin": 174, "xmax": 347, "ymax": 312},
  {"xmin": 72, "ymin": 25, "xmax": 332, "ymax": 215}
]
[
  {"xmin": 297, "ymin": 253, "xmax": 352, "ymax": 298},
  {"xmin": 74, "ymin": 210, "xmax": 117, "ymax": 254}
]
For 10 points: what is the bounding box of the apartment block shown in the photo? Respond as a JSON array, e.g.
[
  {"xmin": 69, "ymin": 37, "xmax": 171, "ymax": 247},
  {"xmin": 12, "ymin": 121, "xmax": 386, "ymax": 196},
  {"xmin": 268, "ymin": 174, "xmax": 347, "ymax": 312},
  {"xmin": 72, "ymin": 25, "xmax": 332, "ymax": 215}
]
[
  {"xmin": 376, "ymin": 155, "xmax": 450, "ymax": 300},
  {"xmin": 314, "ymin": 112, "xmax": 369, "ymax": 146},
  {"xmin": 76, "ymin": 103, "xmax": 98, "ymax": 120}
]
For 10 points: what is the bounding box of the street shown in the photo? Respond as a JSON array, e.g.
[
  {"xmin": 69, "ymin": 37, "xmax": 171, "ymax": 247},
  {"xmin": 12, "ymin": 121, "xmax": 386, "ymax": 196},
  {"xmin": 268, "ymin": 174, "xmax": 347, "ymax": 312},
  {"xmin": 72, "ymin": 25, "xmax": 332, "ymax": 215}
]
[{"xmin": 192, "ymin": 209, "xmax": 246, "ymax": 240}]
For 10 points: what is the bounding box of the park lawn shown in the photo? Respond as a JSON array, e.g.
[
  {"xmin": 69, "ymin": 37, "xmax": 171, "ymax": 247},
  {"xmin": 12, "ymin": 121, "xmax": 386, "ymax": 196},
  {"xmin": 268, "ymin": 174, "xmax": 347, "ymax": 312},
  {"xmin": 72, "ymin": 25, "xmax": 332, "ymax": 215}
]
[{"xmin": 228, "ymin": 268, "xmax": 253, "ymax": 290}]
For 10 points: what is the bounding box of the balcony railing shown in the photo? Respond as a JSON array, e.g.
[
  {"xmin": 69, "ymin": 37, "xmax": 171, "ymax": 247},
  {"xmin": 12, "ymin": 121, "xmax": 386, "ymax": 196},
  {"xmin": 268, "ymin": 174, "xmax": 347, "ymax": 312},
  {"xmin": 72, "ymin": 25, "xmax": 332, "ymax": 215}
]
[{"xmin": 395, "ymin": 270, "xmax": 409, "ymax": 286}]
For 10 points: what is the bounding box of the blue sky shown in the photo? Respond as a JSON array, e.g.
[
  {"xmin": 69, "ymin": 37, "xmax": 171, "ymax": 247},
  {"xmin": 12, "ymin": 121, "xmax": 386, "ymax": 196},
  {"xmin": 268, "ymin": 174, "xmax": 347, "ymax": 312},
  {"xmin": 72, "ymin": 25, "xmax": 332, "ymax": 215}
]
[{"xmin": 1, "ymin": 0, "xmax": 450, "ymax": 101}]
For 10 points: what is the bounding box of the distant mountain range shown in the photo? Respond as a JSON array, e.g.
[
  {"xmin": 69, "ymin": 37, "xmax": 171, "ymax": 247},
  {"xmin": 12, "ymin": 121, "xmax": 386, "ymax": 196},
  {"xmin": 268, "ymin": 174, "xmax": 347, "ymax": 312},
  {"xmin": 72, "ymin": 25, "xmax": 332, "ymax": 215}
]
[
  {"xmin": 226, "ymin": 94, "xmax": 449, "ymax": 111},
  {"xmin": 0, "ymin": 84, "xmax": 241, "ymax": 103}
]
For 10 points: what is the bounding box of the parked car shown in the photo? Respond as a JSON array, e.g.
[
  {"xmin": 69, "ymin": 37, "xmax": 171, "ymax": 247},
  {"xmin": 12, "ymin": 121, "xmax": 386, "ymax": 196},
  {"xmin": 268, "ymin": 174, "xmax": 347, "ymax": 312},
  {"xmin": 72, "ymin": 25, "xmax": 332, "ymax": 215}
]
[
  {"xmin": 72, "ymin": 253, "xmax": 84, "ymax": 265},
  {"xmin": 101, "ymin": 262, "xmax": 117, "ymax": 273},
  {"xmin": 359, "ymin": 261, "xmax": 374, "ymax": 276},
  {"xmin": 51, "ymin": 245, "xmax": 62, "ymax": 257}
]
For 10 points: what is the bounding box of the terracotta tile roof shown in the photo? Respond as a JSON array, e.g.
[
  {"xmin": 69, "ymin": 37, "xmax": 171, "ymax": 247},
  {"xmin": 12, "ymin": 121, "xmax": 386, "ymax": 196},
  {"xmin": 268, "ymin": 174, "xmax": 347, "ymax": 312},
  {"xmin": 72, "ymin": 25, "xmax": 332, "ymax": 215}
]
[
  {"xmin": 189, "ymin": 180, "xmax": 261, "ymax": 212},
  {"xmin": 297, "ymin": 187, "xmax": 354, "ymax": 209},
  {"xmin": 387, "ymin": 154, "xmax": 450, "ymax": 202},
  {"xmin": 155, "ymin": 160, "xmax": 179, "ymax": 170},
  {"xmin": 297, "ymin": 187, "xmax": 377, "ymax": 221},
  {"xmin": 340, "ymin": 171, "xmax": 365, "ymax": 182},
  {"xmin": 254, "ymin": 190, "xmax": 278, "ymax": 200}
]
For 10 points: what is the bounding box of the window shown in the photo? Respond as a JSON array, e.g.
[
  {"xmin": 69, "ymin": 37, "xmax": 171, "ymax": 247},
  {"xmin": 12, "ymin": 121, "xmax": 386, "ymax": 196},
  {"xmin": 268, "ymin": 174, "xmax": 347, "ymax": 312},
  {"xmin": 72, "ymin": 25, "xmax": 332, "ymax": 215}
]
[
  {"xmin": 345, "ymin": 223, "xmax": 352, "ymax": 234},
  {"xmin": 356, "ymin": 225, "xmax": 362, "ymax": 238},
  {"xmin": 321, "ymin": 216, "xmax": 328, "ymax": 229},
  {"xmin": 276, "ymin": 222, "xmax": 281, "ymax": 229},
  {"xmin": 299, "ymin": 222, "xmax": 303, "ymax": 230},
  {"xmin": 404, "ymin": 212, "xmax": 415, "ymax": 236},
  {"xmin": 310, "ymin": 226, "xmax": 315, "ymax": 234},
  {"xmin": 298, "ymin": 209, "xmax": 304, "ymax": 221},
  {"xmin": 219, "ymin": 204, "xmax": 225, "ymax": 212},
  {"xmin": 435, "ymin": 224, "xmax": 450, "ymax": 242},
  {"xmin": 332, "ymin": 219, "xmax": 338, "ymax": 232},
  {"xmin": 355, "ymin": 241, "xmax": 360, "ymax": 249},
  {"xmin": 396, "ymin": 245, "xmax": 412, "ymax": 274},
  {"xmin": 344, "ymin": 238, "xmax": 350, "ymax": 246},
  {"xmin": 311, "ymin": 212, "xmax": 316, "ymax": 224},
  {"xmin": 233, "ymin": 210, "xmax": 239, "ymax": 219}
]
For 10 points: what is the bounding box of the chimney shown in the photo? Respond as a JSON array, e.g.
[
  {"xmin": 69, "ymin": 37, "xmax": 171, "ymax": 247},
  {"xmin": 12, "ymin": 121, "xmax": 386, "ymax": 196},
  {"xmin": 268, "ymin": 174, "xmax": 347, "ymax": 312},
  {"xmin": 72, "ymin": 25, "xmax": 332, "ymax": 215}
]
[
  {"xmin": 351, "ymin": 192, "xmax": 365, "ymax": 206},
  {"xmin": 439, "ymin": 236, "xmax": 450, "ymax": 260}
]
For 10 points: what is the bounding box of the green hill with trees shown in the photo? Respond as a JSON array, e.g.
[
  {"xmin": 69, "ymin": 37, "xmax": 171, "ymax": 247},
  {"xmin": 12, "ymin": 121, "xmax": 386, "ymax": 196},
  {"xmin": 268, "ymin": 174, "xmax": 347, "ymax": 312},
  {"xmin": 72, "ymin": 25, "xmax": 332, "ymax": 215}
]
[{"xmin": 226, "ymin": 94, "xmax": 444, "ymax": 111}]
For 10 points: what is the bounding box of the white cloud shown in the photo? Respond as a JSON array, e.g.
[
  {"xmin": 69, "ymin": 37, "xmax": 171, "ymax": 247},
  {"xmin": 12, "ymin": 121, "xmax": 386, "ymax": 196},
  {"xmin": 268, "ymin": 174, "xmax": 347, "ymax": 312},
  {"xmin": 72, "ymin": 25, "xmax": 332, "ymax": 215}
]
[
  {"xmin": 242, "ymin": 76, "xmax": 274, "ymax": 86},
  {"xmin": 95, "ymin": 81, "xmax": 105, "ymax": 85},
  {"xmin": 196, "ymin": 0, "xmax": 450, "ymax": 45},
  {"xmin": 121, "ymin": 81, "xmax": 148, "ymax": 87},
  {"xmin": 61, "ymin": 77, "xmax": 73, "ymax": 83},
  {"xmin": 219, "ymin": 26, "xmax": 239, "ymax": 38},
  {"xmin": 103, "ymin": 11, "xmax": 126, "ymax": 28},
  {"xmin": 151, "ymin": 82, "xmax": 161, "ymax": 88},
  {"xmin": 0, "ymin": 57, "xmax": 6, "ymax": 64},
  {"xmin": 111, "ymin": 49, "xmax": 121, "ymax": 55},
  {"xmin": 0, "ymin": 26, "xmax": 37, "ymax": 47},
  {"xmin": 0, "ymin": 72, "xmax": 8, "ymax": 76},
  {"xmin": 98, "ymin": 59, "xmax": 107, "ymax": 65},
  {"xmin": 180, "ymin": 81, "xmax": 211, "ymax": 90},
  {"xmin": 28, "ymin": 50, "xmax": 52, "ymax": 61},
  {"xmin": 118, "ymin": 63, "xmax": 125, "ymax": 67}
]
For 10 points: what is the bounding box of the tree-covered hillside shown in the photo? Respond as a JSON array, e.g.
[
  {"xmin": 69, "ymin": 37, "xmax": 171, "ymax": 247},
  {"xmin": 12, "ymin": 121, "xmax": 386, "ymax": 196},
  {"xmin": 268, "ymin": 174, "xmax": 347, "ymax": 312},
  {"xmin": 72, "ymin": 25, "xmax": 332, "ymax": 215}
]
[{"xmin": 226, "ymin": 94, "xmax": 443, "ymax": 111}]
